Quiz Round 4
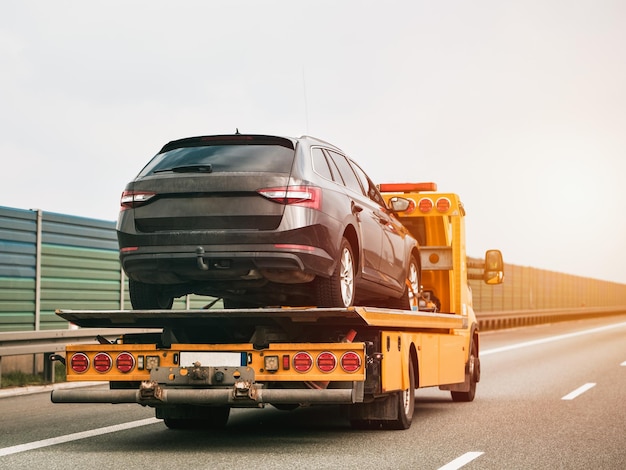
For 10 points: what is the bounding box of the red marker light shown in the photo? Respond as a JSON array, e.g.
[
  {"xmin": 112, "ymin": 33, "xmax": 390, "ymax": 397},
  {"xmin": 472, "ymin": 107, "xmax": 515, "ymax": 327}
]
[
  {"xmin": 70, "ymin": 353, "xmax": 89, "ymax": 374},
  {"xmin": 116, "ymin": 352, "xmax": 135, "ymax": 373},
  {"xmin": 293, "ymin": 352, "xmax": 313, "ymax": 373},
  {"xmin": 340, "ymin": 351, "xmax": 361, "ymax": 372}
]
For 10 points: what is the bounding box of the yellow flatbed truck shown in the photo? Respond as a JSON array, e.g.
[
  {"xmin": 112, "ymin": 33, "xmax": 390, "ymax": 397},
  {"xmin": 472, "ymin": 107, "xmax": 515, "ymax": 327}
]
[{"xmin": 51, "ymin": 182, "xmax": 503, "ymax": 430}]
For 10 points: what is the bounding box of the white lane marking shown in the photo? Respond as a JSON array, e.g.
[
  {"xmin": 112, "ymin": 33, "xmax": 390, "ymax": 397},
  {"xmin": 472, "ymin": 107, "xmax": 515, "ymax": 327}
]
[
  {"xmin": 438, "ymin": 452, "xmax": 484, "ymax": 470},
  {"xmin": 0, "ymin": 417, "xmax": 160, "ymax": 457},
  {"xmin": 481, "ymin": 321, "xmax": 626, "ymax": 356},
  {"xmin": 562, "ymin": 383, "xmax": 596, "ymax": 400}
]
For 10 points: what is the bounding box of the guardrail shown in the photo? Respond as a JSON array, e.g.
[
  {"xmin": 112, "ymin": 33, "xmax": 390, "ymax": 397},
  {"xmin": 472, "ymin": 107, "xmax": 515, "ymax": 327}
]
[
  {"xmin": 1, "ymin": 307, "xmax": 625, "ymax": 388},
  {"xmin": 477, "ymin": 306, "xmax": 626, "ymax": 331},
  {"xmin": 0, "ymin": 328, "xmax": 156, "ymax": 387}
]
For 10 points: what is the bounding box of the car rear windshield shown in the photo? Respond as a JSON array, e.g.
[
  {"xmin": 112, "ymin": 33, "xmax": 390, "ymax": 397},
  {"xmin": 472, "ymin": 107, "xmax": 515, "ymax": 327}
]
[{"xmin": 137, "ymin": 144, "xmax": 295, "ymax": 177}]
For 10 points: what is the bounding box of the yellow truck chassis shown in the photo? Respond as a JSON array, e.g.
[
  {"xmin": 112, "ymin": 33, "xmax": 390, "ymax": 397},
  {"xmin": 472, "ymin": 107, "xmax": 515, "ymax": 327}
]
[{"xmin": 52, "ymin": 306, "xmax": 470, "ymax": 429}]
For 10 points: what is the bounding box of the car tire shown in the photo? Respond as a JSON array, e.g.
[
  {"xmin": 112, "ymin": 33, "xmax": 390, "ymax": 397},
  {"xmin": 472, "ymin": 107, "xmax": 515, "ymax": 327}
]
[
  {"xmin": 129, "ymin": 279, "xmax": 174, "ymax": 310},
  {"xmin": 315, "ymin": 237, "xmax": 355, "ymax": 308},
  {"xmin": 386, "ymin": 254, "xmax": 419, "ymax": 310}
]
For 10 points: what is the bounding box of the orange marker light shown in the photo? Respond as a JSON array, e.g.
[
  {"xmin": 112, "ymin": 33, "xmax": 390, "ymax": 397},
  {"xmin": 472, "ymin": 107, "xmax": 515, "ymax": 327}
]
[
  {"xmin": 418, "ymin": 198, "xmax": 434, "ymax": 213},
  {"xmin": 436, "ymin": 197, "xmax": 451, "ymax": 213}
]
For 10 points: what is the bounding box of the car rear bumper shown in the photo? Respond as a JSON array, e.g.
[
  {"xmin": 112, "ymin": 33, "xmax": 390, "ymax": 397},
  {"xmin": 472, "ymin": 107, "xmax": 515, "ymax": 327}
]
[{"xmin": 120, "ymin": 244, "xmax": 335, "ymax": 284}]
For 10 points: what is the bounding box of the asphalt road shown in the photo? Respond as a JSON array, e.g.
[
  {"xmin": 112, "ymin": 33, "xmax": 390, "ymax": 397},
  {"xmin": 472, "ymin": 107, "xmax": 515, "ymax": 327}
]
[{"xmin": 1, "ymin": 314, "xmax": 625, "ymax": 469}]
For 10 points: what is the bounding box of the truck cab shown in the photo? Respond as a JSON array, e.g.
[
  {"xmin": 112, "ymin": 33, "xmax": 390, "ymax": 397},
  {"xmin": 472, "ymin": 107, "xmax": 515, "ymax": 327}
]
[{"xmin": 380, "ymin": 182, "xmax": 504, "ymax": 400}]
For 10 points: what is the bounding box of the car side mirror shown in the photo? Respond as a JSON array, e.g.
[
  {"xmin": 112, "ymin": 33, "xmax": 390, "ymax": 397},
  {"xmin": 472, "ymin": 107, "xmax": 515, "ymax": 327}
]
[{"xmin": 484, "ymin": 249, "xmax": 504, "ymax": 285}]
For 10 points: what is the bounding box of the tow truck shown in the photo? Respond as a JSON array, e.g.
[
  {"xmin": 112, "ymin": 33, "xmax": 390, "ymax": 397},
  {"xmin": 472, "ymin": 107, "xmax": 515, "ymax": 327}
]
[{"xmin": 51, "ymin": 182, "xmax": 503, "ymax": 430}]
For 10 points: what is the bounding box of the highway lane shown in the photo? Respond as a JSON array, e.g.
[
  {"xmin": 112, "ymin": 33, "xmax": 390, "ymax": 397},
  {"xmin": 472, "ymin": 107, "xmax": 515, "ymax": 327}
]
[{"xmin": 0, "ymin": 314, "xmax": 624, "ymax": 469}]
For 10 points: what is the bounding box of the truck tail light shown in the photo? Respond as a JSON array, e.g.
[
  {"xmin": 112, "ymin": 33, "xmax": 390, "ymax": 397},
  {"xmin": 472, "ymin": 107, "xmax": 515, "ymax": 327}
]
[
  {"xmin": 257, "ymin": 186, "xmax": 322, "ymax": 210},
  {"xmin": 341, "ymin": 351, "xmax": 361, "ymax": 373},
  {"xmin": 293, "ymin": 352, "xmax": 313, "ymax": 373},
  {"xmin": 93, "ymin": 352, "xmax": 112, "ymax": 373},
  {"xmin": 116, "ymin": 352, "xmax": 135, "ymax": 373},
  {"xmin": 316, "ymin": 352, "xmax": 337, "ymax": 373},
  {"xmin": 70, "ymin": 353, "xmax": 89, "ymax": 374},
  {"xmin": 120, "ymin": 190, "xmax": 156, "ymax": 210}
]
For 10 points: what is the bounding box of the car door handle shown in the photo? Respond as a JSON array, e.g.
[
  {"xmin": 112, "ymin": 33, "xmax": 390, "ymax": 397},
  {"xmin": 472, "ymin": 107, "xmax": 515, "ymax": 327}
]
[{"xmin": 352, "ymin": 203, "xmax": 363, "ymax": 215}]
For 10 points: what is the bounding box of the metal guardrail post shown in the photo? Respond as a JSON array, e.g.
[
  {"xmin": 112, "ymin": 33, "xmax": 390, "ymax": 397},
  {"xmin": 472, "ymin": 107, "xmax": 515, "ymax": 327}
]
[{"xmin": 43, "ymin": 352, "xmax": 55, "ymax": 383}]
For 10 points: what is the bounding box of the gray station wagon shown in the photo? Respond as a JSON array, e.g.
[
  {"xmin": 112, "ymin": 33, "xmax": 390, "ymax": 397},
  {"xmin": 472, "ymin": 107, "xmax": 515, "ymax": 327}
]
[{"xmin": 117, "ymin": 133, "xmax": 420, "ymax": 310}]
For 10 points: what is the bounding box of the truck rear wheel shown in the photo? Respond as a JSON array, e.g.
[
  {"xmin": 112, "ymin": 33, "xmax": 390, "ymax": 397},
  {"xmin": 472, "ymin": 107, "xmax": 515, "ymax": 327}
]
[
  {"xmin": 315, "ymin": 238, "xmax": 355, "ymax": 308},
  {"xmin": 349, "ymin": 359, "xmax": 415, "ymax": 430},
  {"xmin": 389, "ymin": 359, "xmax": 415, "ymax": 429},
  {"xmin": 129, "ymin": 279, "xmax": 174, "ymax": 310}
]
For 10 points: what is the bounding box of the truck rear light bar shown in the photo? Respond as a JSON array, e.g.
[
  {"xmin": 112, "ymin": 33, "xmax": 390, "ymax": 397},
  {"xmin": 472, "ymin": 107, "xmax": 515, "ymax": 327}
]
[{"xmin": 66, "ymin": 346, "xmax": 363, "ymax": 377}]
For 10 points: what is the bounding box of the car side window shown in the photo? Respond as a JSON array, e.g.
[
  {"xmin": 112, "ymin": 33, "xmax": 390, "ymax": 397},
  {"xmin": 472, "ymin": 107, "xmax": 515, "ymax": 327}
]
[
  {"xmin": 311, "ymin": 147, "xmax": 334, "ymax": 181},
  {"xmin": 350, "ymin": 161, "xmax": 387, "ymax": 208},
  {"xmin": 326, "ymin": 150, "xmax": 365, "ymax": 196}
]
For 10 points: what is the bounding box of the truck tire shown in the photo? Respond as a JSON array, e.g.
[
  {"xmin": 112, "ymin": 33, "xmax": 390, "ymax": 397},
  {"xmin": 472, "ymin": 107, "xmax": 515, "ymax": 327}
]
[
  {"xmin": 389, "ymin": 359, "xmax": 416, "ymax": 429},
  {"xmin": 451, "ymin": 339, "xmax": 478, "ymax": 402},
  {"xmin": 160, "ymin": 405, "xmax": 230, "ymax": 430},
  {"xmin": 349, "ymin": 358, "xmax": 415, "ymax": 430},
  {"xmin": 129, "ymin": 279, "xmax": 174, "ymax": 310},
  {"xmin": 315, "ymin": 238, "xmax": 355, "ymax": 308}
]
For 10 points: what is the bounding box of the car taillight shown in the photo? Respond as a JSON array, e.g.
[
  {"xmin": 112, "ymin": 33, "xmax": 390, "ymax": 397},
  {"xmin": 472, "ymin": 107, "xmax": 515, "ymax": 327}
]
[
  {"xmin": 70, "ymin": 353, "xmax": 89, "ymax": 374},
  {"xmin": 257, "ymin": 186, "xmax": 321, "ymax": 210},
  {"xmin": 316, "ymin": 352, "xmax": 337, "ymax": 373},
  {"xmin": 116, "ymin": 352, "xmax": 135, "ymax": 373},
  {"xmin": 93, "ymin": 352, "xmax": 112, "ymax": 373},
  {"xmin": 340, "ymin": 351, "xmax": 361, "ymax": 373},
  {"xmin": 120, "ymin": 190, "xmax": 156, "ymax": 210},
  {"xmin": 293, "ymin": 352, "xmax": 313, "ymax": 373}
]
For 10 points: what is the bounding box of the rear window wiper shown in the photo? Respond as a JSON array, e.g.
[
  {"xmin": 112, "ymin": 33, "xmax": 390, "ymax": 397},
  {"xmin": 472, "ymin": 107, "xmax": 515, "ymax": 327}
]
[{"xmin": 153, "ymin": 164, "xmax": 213, "ymax": 174}]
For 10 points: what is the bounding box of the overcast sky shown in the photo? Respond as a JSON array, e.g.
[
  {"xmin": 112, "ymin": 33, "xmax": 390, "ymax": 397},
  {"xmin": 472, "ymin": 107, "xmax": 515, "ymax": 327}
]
[{"xmin": 2, "ymin": 1, "xmax": 625, "ymax": 284}]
